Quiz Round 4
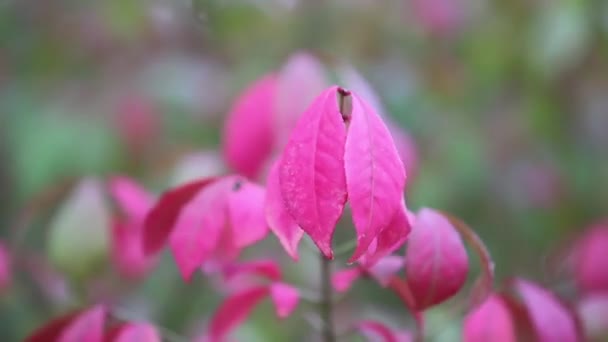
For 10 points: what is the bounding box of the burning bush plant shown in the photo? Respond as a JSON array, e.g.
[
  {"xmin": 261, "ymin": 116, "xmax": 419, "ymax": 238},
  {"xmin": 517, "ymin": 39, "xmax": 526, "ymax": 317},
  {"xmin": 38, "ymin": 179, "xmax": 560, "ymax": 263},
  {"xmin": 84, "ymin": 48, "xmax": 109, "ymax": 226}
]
[{"xmin": 9, "ymin": 53, "xmax": 604, "ymax": 342}]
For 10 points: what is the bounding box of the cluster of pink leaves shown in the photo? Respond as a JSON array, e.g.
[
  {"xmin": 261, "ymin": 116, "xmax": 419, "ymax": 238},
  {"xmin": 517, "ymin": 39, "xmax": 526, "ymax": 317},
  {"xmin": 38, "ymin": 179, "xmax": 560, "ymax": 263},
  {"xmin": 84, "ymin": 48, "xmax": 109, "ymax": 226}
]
[
  {"xmin": 19, "ymin": 52, "xmax": 608, "ymax": 341},
  {"xmin": 26, "ymin": 305, "xmax": 160, "ymax": 342}
]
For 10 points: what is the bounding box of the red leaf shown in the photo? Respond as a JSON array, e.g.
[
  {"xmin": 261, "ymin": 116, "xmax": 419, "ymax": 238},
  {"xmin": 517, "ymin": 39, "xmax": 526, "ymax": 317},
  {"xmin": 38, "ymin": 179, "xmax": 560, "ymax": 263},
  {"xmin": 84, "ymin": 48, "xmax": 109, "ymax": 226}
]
[
  {"xmin": 142, "ymin": 178, "xmax": 216, "ymax": 255},
  {"xmin": 356, "ymin": 320, "xmax": 412, "ymax": 342},
  {"xmin": 405, "ymin": 208, "xmax": 469, "ymax": 310},
  {"xmin": 223, "ymin": 75, "xmax": 277, "ymax": 179},
  {"xmin": 26, "ymin": 305, "xmax": 106, "ymax": 342},
  {"xmin": 209, "ymin": 286, "xmax": 270, "ymax": 341},
  {"xmin": 108, "ymin": 322, "xmax": 160, "ymax": 342},
  {"xmin": 332, "ymin": 268, "xmax": 363, "ymax": 293},
  {"xmin": 226, "ymin": 180, "xmax": 268, "ymax": 248},
  {"xmin": 345, "ymin": 94, "xmax": 406, "ymax": 263},
  {"xmin": 278, "ymin": 86, "xmax": 348, "ymax": 258},
  {"xmin": 223, "ymin": 259, "xmax": 282, "ymax": 282},
  {"xmin": 269, "ymin": 282, "xmax": 299, "ymax": 318},
  {"xmin": 108, "ymin": 176, "xmax": 153, "ymax": 221}
]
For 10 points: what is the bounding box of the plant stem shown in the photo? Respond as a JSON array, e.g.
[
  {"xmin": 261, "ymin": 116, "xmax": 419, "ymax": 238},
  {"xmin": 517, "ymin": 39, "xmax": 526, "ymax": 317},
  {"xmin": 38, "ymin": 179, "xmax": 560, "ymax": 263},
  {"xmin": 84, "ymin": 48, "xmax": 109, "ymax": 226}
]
[{"xmin": 319, "ymin": 254, "xmax": 336, "ymax": 342}]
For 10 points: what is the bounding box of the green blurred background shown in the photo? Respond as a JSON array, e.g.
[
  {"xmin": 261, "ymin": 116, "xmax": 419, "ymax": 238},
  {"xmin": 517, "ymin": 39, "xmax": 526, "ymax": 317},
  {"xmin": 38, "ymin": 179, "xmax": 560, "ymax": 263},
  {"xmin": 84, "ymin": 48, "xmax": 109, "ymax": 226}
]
[{"xmin": 1, "ymin": 0, "xmax": 607, "ymax": 340}]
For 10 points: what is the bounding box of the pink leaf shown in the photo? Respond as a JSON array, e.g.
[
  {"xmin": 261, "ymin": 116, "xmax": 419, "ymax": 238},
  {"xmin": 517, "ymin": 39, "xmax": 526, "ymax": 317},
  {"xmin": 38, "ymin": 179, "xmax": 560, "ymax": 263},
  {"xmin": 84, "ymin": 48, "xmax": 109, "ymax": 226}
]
[
  {"xmin": 278, "ymin": 86, "xmax": 348, "ymax": 258},
  {"xmin": 463, "ymin": 294, "xmax": 516, "ymax": 342},
  {"xmin": 405, "ymin": 208, "xmax": 469, "ymax": 310},
  {"xmin": 274, "ymin": 52, "xmax": 328, "ymax": 147},
  {"xmin": 143, "ymin": 178, "xmax": 216, "ymax": 255},
  {"xmin": 109, "ymin": 322, "xmax": 160, "ymax": 342},
  {"xmin": 269, "ymin": 282, "xmax": 300, "ymax": 318},
  {"xmin": 223, "ymin": 259, "xmax": 282, "ymax": 282},
  {"xmin": 332, "ymin": 268, "xmax": 362, "ymax": 293},
  {"xmin": 345, "ymin": 94, "xmax": 406, "ymax": 263},
  {"xmin": 108, "ymin": 176, "xmax": 153, "ymax": 221},
  {"xmin": 512, "ymin": 278, "xmax": 580, "ymax": 342},
  {"xmin": 223, "ymin": 74, "xmax": 277, "ymax": 179},
  {"xmin": 111, "ymin": 221, "xmax": 153, "ymax": 279},
  {"xmin": 169, "ymin": 179, "xmax": 229, "ymax": 281},
  {"xmin": 209, "ymin": 286, "xmax": 269, "ymax": 341},
  {"xmin": 26, "ymin": 305, "xmax": 106, "ymax": 342},
  {"xmin": 572, "ymin": 223, "xmax": 608, "ymax": 294},
  {"xmin": 265, "ymin": 161, "xmax": 304, "ymax": 260},
  {"xmin": 227, "ymin": 180, "xmax": 268, "ymax": 248},
  {"xmin": 358, "ymin": 201, "xmax": 411, "ymax": 267},
  {"xmin": 0, "ymin": 242, "xmax": 11, "ymax": 292},
  {"xmin": 356, "ymin": 320, "xmax": 412, "ymax": 342},
  {"xmin": 365, "ymin": 255, "xmax": 405, "ymax": 287}
]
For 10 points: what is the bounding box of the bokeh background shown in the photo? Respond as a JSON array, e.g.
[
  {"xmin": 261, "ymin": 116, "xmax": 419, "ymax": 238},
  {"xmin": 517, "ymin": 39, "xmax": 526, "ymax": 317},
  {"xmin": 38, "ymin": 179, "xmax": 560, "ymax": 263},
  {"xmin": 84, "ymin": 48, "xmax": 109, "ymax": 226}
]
[{"xmin": 1, "ymin": 0, "xmax": 607, "ymax": 340}]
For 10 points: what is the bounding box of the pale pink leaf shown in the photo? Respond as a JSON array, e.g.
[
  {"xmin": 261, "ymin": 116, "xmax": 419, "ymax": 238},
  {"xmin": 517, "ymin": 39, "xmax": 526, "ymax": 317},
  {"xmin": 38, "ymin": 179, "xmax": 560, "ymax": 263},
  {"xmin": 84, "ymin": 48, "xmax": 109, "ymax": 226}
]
[
  {"xmin": 269, "ymin": 282, "xmax": 300, "ymax": 318},
  {"xmin": 143, "ymin": 178, "xmax": 216, "ymax": 255},
  {"xmin": 345, "ymin": 94, "xmax": 406, "ymax": 263},
  {"xmin": 278, "ymin": 86, "xmax": 348, "ymax": 258},
  {"xmin": 366, "ymin": 255, "xmax": 405, "ymax": 287},
  {"xmin": 111, "ymin": 322, "xmax": 161, "ymax": 342},
  {"xmin": 223, "ymin": 74, "xmax": 277, "ymax": 179},
  {"xmin": 274, "ymin": 52, "xmax": 328, "ymax": 147},
  {"xmin": 463, "ymin": 294, "xmax": 516, "ymax": 342},
  {"xmin": 109, "ymin": 176, "xmax": 153, "ymax": 221},
  {"xmin": 578, "ymin": 294, "xmax": 608, "ymax": 339},
  {"xmin": 356, "ymin": 320, "xmax": 413, "ymax": 342},
  {"xmin": 227, "ymin": 179, "xmax": 268, "ymax": 248},
  {"xmin": 358, "ymin": 201, "xmax": 411, "ymax": 268},
  {"xmin": 332, "ymin": 268, "xmax": 362, "ymax": 293},
  {"xmin": 513, "ymin": 278, "xmax": 579, "ymax": 342},
  {"xmin": 265, "ymin": 161, "xmax": 304, "ymax": 260},
  {"xmin": 405, "ymin": 208, "xmax": 469, "ymax": 310},
  {"xmin": 169, "ymin": 180, "xmax": 229, "ymax": 281},
  {"xmin": 209, "ymin": 286, "xmax": 269, "ymax": 340}
]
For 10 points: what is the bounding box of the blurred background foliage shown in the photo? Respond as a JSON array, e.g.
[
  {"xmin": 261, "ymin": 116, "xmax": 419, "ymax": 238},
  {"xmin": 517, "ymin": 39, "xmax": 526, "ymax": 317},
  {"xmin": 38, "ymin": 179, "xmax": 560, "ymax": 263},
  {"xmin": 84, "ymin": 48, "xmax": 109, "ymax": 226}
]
[{"xmin": 1, "ymin": 0, "xmax": 607, "ymax": 340}]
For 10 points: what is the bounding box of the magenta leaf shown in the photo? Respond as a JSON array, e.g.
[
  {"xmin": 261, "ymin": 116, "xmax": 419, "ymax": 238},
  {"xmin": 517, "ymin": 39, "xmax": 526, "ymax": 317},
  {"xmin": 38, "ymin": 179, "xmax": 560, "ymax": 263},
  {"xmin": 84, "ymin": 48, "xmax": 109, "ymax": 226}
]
[
  {"xmin": 209, "ymin": 286, "xmax": 270, "ymax": 341},
  {"xmin": 269, "ymin": 282, "xmax": 300, "ymax": 318},
  {"xmin": 358, "ymin": 200, "xmax": 411, "ymax": 267},
  {"xmin": 265, "ymin": 161, "xmax": 304, "ymax": 260},
  {"xmin": 109, "ymin": 322, "xmax": 160, "ymax": 342},
  {"xmin": 142, "ymin": 178, "xmax": 216, "ymax": 255},
  {"xmin": 356, "ymin": 320, "xmax": 412, "ymax": 342},
  {"xmin": 572, "ymin": 222, "xmax": 608, "ymax": 294},
  {"xmin": 223, "ymin": 74, "xmax": 277, "ymax": 179},
  {"xmin": 405, "ymin": 208, "xmax": 469, "ymax": 310},
  {"xmin": 108, "ymin": 176, "xmax": 153, "ymax": 221},
  {"xmin": 463, "ymin": 294, "xmax": 516, "ymax": 342},
  {"xmin": 274, "ymin": 52, "xmax": 328, "ymax": 147},
  {"xmin": 169, "ymin": 179, "xmax": 230, "ymax": 281},
  {"xmin": 511, "ymin": 278, "xmax": 580, "ymax": 342},
  {"xmin": 111, "ymin": 221, "xmax": 153, "ymax": 279},
  {"xmin": 0, "ymin": 242, "xmax": 11, "ymax": 292},
  {"xmin": 332, "ymin": 268, "xmax": 362, "ymax": 293},
  {"xmin": 345, "ymin": 94, "xmax": 406, "ymax": 263},
  {"xmin": 223, "ymin": 259, "xmax": 282, "ymax": 282},
  {"xmin": 227, "ymin": 179, "xmax": 268, "ymax": 248},
  {"xmin": 278, "ymin": 86, "xmax": 348, "ymax": 258}
]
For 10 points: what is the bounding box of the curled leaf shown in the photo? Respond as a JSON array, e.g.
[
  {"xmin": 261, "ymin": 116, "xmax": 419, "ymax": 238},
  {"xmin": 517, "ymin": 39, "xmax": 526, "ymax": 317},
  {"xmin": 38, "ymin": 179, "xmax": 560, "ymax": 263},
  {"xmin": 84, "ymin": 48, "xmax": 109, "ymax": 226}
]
[{"xmin": 405, "ymin": 208, "xmax": 469, "ymax": 310}]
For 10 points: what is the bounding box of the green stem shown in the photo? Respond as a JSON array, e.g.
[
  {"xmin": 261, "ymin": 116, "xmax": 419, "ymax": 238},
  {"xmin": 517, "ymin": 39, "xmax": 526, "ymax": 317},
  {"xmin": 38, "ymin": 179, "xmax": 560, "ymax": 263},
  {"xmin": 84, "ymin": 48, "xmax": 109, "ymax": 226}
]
[{"xmin": 319, "ymin": 254, "xmax": 336, "ymax": 342}]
